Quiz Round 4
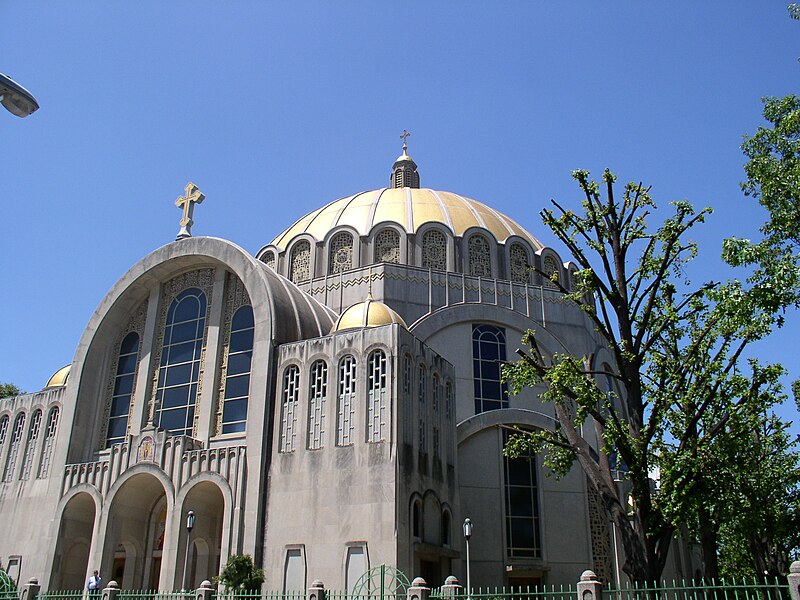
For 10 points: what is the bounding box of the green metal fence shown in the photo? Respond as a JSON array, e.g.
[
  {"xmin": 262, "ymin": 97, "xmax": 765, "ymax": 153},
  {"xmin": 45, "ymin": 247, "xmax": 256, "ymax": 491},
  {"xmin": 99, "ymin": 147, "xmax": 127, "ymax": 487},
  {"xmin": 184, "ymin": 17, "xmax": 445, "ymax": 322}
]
[
  {"xmin": 40, "ymin": 589, "xmax": 83, "ymax": 600},
  {"xmin": 604, "ymin": 579, "xmax": 788, "ymax": 600}
]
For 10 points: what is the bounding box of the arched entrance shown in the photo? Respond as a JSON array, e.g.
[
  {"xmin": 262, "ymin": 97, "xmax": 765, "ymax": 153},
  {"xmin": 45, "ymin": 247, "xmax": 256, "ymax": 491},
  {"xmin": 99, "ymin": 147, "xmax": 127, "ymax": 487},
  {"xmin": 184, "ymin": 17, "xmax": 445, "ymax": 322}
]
[
  {"xmin": 177, "ymin": 481, "xmax": 225, "ymax": 589},
  {"xmin": 103, "ymin": 473, "xmax": 169, "ymax": 589},
  {"xmin": 53, "ymin": 492, "xmax": 96, "ymax": 590}
]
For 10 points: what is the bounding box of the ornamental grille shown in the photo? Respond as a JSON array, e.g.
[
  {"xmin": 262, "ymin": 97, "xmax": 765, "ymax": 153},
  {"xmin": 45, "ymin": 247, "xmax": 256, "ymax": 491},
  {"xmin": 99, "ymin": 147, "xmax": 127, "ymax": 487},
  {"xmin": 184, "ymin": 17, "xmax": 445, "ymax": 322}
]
[
  {"xmin": 280, "ymin": 366, "xmax": 300, "ymax": 453},
  {"xmin": 422, "ymin": 230, "xmax": 447, "ymax": 271},
  {"xmin": 308, "ymin": 360, "xmax": 328, "ymax": 450},
  {"xmin": 337, "ymin": 356, "xmax": 357, "ymax": 446},
  {"xmin": 468, "ymin": 234, "xmax": 492, "ymax": 278},
  {"xmin": 0, "ymin": 415, "xmax": 8, "ymax": 455},
  {"xmin": 543, "ymin": 255, "xmax": 560, "ymax": 287},
  {"xmin": 367, "ymin": 350, "xmax": 388, "ymax": 442},
  {"xmin": 260, "ymin": 251, "xmax": 275, "ymax": 270},
  {"xmin": 432, "ymin": 374, "xmax": 440, "ymax": 458},
  {"xmin": 418, "ymin": 365, "xmax": 427, "ymax": 453},
  {"xmin": 290, "ymin": 241, "xmax": 311, "ymax": 283},
  {"xmin": 587, "ymin": 477, "xmax": 614, "ymax": 582},
  {"xmin": 375, "ymin": 229, "xmax": 400, "ymax": 264},
  {"xmin": 19, "ymin": 409, "xmax": 42, "ymax": 481},
  {"xmin": 37, "ymin": 407, "xmax": 60, "ymax": 479},
  {"xmin": 3, "ymin": 413, "xmax": 26, "ymax": 482},
  {"xmin": 509, "ymin": 243, "xmax": 530, "ymax": 284},
  {"xmin": 403, "ymin": 354, "xmax": 413, "ymax": 444},
  {"xmin": 329, "ymin": 232, "xmax": 354, "ymax": 274}
]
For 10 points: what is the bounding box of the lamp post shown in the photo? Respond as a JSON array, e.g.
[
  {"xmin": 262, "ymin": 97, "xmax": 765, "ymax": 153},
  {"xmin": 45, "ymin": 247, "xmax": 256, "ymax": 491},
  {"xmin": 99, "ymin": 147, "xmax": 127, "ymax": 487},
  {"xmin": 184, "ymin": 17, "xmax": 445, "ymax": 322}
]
[
  {"xmin": 181, "ymin": 510, "xmax": 196, "ymax": 591},
  {"xmin": 463, "ymin": 518, "xmax": 473, "ymax": 599},
  {"xmin": 0, "ymin": 73, "xmax": 39, "ymax": 118}
]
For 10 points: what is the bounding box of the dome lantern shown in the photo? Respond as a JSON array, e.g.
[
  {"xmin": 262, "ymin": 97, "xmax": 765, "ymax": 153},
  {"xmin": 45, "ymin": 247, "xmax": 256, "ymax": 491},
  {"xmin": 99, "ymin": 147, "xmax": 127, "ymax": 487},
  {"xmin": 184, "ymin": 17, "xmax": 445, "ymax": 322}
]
[{"xmin": 391, "ymin": 130, "xmax": 420, "ymax": 189}]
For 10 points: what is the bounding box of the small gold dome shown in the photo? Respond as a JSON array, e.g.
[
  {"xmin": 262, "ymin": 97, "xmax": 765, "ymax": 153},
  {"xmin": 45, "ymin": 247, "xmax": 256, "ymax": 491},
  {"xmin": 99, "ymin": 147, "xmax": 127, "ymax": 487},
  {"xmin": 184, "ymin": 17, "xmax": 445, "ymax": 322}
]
[
  {"xmin": 331, "ymin": 297, "xmax": 407, "ymax": 334},
  {"xmin": 45, "ymin": 365, "xmax": 71, "ymax": 388}
]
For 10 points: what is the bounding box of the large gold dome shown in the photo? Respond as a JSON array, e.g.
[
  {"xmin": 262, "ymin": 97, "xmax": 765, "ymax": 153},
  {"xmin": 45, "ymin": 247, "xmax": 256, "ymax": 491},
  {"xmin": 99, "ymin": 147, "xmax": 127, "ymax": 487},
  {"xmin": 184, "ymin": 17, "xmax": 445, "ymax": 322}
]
[{"xmin": 270, "ymin": 187, "xmax": 542, "ymax": 252}]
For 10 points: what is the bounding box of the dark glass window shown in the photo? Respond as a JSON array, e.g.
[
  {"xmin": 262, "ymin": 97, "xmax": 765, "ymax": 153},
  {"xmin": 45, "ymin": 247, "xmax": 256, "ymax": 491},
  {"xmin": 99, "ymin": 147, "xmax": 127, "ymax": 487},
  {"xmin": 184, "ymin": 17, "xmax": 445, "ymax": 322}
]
[
  {"xmin": 155, "ymin": 288, "xmax": 206, "ymax": 437},
  {"xmin": 221, "ymin": 306, "xmax": 254, "ymax": 434},
  {"xmin": 107, "ymin": 332, "xmax": 140, "ymax": 447},
  {"xmin": 472, "ymin": 324, "xmax": 508, "ymax": 414},
  {"xmin": 503, "ymin": 430, "xmax": 541, "ymax": 558}
]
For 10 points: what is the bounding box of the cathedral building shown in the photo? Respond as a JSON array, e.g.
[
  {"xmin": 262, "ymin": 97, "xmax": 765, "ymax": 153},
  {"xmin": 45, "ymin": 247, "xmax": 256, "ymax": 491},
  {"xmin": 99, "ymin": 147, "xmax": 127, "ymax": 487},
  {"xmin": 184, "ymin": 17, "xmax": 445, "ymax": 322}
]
[{"xmin": 0, "ymin": 143, "xmax": 628, "ymax": 592}]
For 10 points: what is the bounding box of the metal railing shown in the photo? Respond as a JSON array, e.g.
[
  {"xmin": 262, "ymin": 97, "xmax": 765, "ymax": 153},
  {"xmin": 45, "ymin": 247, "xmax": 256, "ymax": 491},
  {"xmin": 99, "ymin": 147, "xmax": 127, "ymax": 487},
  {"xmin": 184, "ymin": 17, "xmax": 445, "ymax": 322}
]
[{"xmin": 604, "ymin": 579, "xmax": 788, "ymax": 600}]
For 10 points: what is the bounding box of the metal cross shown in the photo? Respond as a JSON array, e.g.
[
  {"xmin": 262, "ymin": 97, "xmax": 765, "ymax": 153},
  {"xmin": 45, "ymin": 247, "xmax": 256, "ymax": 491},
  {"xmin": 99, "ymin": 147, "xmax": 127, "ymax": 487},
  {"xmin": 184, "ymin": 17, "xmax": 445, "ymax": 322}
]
[
  {"xmin": 175, "ymin": 182, "xmax": 205, "ymax": 240},
  {"xmin": 400, "ymin": 129, "xmax": 411, "ymax": 147}
]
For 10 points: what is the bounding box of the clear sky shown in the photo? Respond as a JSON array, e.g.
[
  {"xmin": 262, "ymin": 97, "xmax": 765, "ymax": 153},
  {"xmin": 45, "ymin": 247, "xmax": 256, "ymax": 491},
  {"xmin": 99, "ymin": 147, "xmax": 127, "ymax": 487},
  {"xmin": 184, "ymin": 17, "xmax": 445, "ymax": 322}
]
[{"xmin": 2, "ymin": 3, "xmax": 799, "ymax": 429}]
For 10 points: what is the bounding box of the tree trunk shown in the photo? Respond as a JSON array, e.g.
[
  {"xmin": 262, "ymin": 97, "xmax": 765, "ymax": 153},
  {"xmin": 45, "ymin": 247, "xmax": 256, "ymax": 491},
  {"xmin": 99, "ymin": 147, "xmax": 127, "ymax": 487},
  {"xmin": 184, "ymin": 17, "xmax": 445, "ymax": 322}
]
[{"xmin": 698, "ymin": 506, "xmax": 720, "ymax": 580}]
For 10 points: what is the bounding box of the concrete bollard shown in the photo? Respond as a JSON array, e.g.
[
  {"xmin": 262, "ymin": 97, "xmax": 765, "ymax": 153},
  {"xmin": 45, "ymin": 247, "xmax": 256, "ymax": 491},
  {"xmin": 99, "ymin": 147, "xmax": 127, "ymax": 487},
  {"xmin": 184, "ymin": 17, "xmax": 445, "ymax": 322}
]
[
  {"xmin": 308, "ymin": 580, "xmax": 326, "ymax": 600},
  {"xmin": 408, "ymin": 577, "xmax": 431, "ymax": 600},
  {"xmin": 101, "ymin": 580, "xmax": 119, "ymax": 600},
  {"xmin": 788, "ymin": 561, "xmax": 800, "ymax": 600},
  {"xmin": 440, "ymin": 576, "xmax": 462, "ymax": 598},
  {"xmin": 20, "ymin": 578, "xmax": 40, "ymax": 600},
  {"xmin": 577, "ymin": 570, "xmax": 602, "ymax": 600},
  {"xmin": 196, "ymin": 580, "xmax": 214, "ymax": 600}
]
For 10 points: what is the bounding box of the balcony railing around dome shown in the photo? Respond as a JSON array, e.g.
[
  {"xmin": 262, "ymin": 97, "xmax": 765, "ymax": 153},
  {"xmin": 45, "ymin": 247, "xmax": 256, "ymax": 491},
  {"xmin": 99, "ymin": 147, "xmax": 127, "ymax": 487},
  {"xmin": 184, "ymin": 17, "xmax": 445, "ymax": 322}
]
[
  {"xmin": 62, "ymin": 435, "xmax": 246, "ymax": 498},
  {"xmin": 300, "ymin": 262, "xmax": 585, "ymax": 328}
]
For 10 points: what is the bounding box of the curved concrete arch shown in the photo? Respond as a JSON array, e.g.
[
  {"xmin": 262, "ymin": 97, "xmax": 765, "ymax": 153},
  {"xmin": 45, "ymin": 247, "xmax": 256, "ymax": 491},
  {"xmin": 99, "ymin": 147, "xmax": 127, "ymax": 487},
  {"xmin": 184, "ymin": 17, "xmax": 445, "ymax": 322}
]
[
  {"xmin": 56, "ymin": 483, "xmax": 103, "ymax": 518},
  {"xmin": 175, "ymin": 470, "xmax": 233, "ymax": 511},
  {"xmin": 456, "ymin": 408, "xmax": 557, "ymax": 445},
  {"xmin": 102, "ymin": 464, "xmax": 176, "ymax": 519}
]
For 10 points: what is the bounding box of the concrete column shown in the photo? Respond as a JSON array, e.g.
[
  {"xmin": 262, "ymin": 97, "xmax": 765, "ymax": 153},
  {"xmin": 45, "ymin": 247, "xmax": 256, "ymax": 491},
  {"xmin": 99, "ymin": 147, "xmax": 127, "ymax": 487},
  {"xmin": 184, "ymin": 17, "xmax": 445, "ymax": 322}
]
[
  {"xmin": 577, "ymin": 570, "xmax": 603, "ymax": 600},
  {"xmin": 130, "ymin": 287, "xmax": 161, "ymax": 435},
  {"xmin": 20, "ymin": 578, "xmax": 40, "ymax": 600},
  {"xmin": 408, "ymin": 577, "xmax": 430, "ymax": 600},
  {"xmin": 195, "ymin": 268, "xmax": 227, "ymax": 441},
  {"xmin": 101, "ymin": 580, "xmax": 119, "ymax": 600},
  {"xmin": 440, "ymin": 576, "xmax": 462, "ymax": 598},
  {"xmin": 308, "ymin": 579, "xmax": 326, "ymax": 600},
  {"xmin": 196, "ymin": 580, "xmax": 214, "ymax": 600},
  {"xmin": 788, "ymin": 561, "xmax": 800, "ymax": 600}
]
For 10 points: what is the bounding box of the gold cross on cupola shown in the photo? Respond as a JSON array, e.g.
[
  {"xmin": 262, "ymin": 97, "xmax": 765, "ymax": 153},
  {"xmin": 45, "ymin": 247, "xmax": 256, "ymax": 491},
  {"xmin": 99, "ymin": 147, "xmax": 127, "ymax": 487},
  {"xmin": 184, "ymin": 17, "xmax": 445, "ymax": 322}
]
[{"xmin": 175, "ymin": 182, "xmax": 205, "ymax": 240}]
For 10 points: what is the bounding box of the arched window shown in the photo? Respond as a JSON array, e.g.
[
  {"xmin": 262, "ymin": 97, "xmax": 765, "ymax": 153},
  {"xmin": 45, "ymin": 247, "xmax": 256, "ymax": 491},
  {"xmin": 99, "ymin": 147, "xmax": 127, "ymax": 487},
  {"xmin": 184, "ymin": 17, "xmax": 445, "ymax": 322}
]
[
  {"xmin": 543, "ymin": 255, "xmax": 560, "ymax": 288},
  {"xmin": 107, "ymin": 331, "xmax": 140, "ymax": 447},
  {"xmin": 367, "ymin": 350, "xmax": 387, "ymax": 442},
  {"xmin": 375, "ymin": 229, "xmax": 400, "ymax": 264},
  {"xmin": 422, "ymin": 229, "xmax": 447, "ymax": 271},
  {"xmin": 442, "ymin": 510, "xmax": 452, "ymax": 547},
  {"xmin": 289, "ymin": 240, "xmax": 311, "ymax": 284},
  {"xmin": 337, "ymin": 356, "xmax": 356, "ymax": 446},
  {"xmin": 329, "ymin": 232, "xmax": 354, "ymax": 274},
  {"xmin": 155, "ymin": 287, "xmax": 206, "ymax": 438},
  {"xmin": 468, "ymin": 234, "xmax": 492, "ymax": 278},
  {"xmin": 418, "ymin": 365, "xmax": 427, "ymax": 453},
  {"xmin": 280, "ymin": 365, "xmax": 300, "ymax": 453},
  {"xmin": 19, "ymin": 409, "xmax": 42, "ymax": 480},
  {"xmin": 509, "ymin": 243, "xmax": 530, "ymax": 284},
  {"xmin": 472, "ymin": 324, "xmax": 508, "ymax": 413},
  {"xmin": 37, "ymin": 407, "xmax": 60, "ymax": 479},
  {"xmin": 3, "ymin": 413, "xmax": 26, "ymax": 482},
  {"xmin": 221, "ymin": 306, "xmax": 254, "ymax": 434},
  {"xmin": 503, "ymin": 429, "xmax": 541, "ymax": 558},
  {"xmin": 0, "ymin": 415, "xmax": 9, "ymax": 458},
  {"xmin": 308, "ymin": 360, "xmax": 328, "ymax": 450},
  {"xmin": 412, "ymin": 498, "xmax": 422, "ymax": 539},
  {"xmin": 432, "ymin": 374, "xmax": 440, "ymax": 459},
  {"xmin": 260, "ymin": 251, "xmax": 276, "ymax": 270},
  {"xmin": 403, "ymin": 354, "xmax": 413, "ymax": 444}
]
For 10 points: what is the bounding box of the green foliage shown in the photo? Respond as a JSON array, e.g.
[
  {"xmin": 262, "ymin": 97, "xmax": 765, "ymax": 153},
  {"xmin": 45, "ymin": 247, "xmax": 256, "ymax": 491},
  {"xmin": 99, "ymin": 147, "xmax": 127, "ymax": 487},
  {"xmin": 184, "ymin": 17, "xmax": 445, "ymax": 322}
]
[
  {"xmin": 0, "ymin": 383, "xmax": 23, "ymax": 399},
  {"xmin": 214, "ymin": 554, "xmax": 264, "ymax": 592}
]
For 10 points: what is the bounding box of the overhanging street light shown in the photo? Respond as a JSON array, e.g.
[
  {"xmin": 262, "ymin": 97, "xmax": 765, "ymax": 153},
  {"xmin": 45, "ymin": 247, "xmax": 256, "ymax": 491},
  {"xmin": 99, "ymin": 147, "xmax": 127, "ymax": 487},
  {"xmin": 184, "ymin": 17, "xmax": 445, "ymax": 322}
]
[
  {"xmin": 463, "ymin": 518, "xmax": 473, "ymax": 599},
  {"xmin": 181, "ymin": 510, "xmax": 196, "ymax": 591},
  {"xmin": 0, "ymin": 73, "xmax": 39, "ymax": 118}
]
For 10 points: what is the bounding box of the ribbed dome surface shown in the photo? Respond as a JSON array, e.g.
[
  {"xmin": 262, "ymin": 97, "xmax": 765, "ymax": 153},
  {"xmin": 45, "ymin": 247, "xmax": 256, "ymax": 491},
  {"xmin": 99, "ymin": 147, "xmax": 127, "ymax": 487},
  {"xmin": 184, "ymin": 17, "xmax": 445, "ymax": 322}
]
[
  {"xmin": 270, "ymin": 188, "xmax": 542, "ymax": 251},
  {"xmin": 45, "ymin": 364, "xmax": 71, "ymax": 388},
  {"xmin": 331, "ymin": 297, "xmax": 407, "ymax": 334}
]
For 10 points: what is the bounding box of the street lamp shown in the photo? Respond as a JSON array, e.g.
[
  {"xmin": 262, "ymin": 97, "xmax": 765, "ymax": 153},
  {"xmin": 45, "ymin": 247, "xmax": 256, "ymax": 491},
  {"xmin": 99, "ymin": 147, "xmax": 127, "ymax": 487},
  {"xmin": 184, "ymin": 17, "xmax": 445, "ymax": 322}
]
[
  {"xmin": 181, "ymin": 510, "xmax": 196, "ymax": 591},
  {"xmin": 0, "ymin": 73, "xmax": 39, "ymax": 117},
  {"xmin": 463, "ymin": 518, "xmax": 473, "ymax": 598}
]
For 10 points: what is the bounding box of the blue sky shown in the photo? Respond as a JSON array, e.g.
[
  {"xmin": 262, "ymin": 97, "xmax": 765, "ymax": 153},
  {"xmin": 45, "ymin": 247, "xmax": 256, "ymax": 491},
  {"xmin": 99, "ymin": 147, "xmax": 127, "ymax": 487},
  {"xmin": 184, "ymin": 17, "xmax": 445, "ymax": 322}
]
[{"xmin": 2, "ymin": 3, "xmax": 799, "ymax": 428}]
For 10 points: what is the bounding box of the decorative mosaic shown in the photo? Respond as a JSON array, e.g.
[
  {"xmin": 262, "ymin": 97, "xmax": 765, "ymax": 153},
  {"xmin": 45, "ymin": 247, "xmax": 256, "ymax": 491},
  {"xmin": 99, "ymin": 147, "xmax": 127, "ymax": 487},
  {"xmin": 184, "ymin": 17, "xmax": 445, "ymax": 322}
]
[
  {"xmin": 509, "ymin": 243, "xmax": 530, "ymax": 284},
  {"xmin": 290, "ymin": 240, "xmax": 311, "ymax": 283},
  {"xmin": 375, "ymin": 229, "xmax": 400, "ymax": 264},
  {"xmin": 468, "ymin": 234, "xmax": 492, "ymax": 278},
  {"xmin": 329, "ymin": 232, "xmax": 354, "ymax": 274},
  {"xmin": 587, "ymin": 477, "xmax": 613, "ymax": 583},
  {"xmin": 422, "ymin": 229, "xmax": 447, "ymax": 271}
]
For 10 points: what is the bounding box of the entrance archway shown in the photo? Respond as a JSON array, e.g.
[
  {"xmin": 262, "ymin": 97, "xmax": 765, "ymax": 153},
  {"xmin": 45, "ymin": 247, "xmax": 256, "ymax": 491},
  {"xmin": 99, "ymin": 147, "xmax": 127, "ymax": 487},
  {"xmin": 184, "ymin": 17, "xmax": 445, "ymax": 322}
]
[
  {"xmin": 177, "ymin": 481, "xmax": 225, "ymax": 589},
  {"xmin": 53, "ymin": 492, "xmax": 96, "ymax": 590}
]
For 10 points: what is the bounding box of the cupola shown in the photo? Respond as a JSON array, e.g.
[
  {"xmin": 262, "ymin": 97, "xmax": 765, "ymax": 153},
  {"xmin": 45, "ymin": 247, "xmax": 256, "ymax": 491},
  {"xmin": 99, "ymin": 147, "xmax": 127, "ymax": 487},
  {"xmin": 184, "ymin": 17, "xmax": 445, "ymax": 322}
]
[
  {"xmin": 390, "ymin": 131, "xmax": 420, "ymax": 189},
  {"xmin": 331, "ymin": 296, "xmax": 407, "ymax": 334}
]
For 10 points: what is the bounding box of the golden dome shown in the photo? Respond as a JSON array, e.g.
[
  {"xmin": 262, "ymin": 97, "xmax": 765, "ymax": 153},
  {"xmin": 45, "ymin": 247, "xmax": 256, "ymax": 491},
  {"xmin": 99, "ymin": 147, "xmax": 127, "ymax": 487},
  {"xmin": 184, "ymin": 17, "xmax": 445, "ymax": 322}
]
[
  {"xmin": 45, "ymin": 365, "xmax": 71, "ymax": 388},
  {"xmin": 331, "ymin": 297, "xmax": 407, "ymax": 334},
  {"xmin": 270, "ymin": 188, "xmax": 542, "ymax": 252}
]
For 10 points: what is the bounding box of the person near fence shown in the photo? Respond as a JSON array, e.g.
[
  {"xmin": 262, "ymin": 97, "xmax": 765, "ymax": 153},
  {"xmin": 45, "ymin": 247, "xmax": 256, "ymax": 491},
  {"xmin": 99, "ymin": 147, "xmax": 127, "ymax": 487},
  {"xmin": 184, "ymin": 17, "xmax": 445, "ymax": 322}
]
[{"xmin": 87, "ymin": 570, "xmax": 102, "ymax": 596}]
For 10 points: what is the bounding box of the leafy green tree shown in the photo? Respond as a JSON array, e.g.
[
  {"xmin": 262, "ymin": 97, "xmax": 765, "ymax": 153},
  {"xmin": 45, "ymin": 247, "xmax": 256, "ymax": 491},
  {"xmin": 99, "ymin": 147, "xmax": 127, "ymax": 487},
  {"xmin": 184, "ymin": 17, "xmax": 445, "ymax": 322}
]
[
  {"xmin": 0, "ymin": 383, "xmax": 22, "ymax": 398},
  {"xmin": 214, "ymin": 554, "xmax": 264, "ymax": 592},
  {"xmin": 503, "ymin": 170, "xmax": 780, "ymax": 583}
]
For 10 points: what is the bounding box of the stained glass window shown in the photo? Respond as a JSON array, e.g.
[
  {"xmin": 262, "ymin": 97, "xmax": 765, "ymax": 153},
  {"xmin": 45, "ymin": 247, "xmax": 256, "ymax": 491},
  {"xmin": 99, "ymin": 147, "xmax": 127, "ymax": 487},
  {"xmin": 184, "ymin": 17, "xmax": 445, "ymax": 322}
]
[
  {"xmin": 543, "ymin": 255, "xmax": 560, "ymax": 288},
  {"xmin": 375, "ymin": 229, "xmax": 400, "ymax": 264},
  {"xmin": 290, "ymin": 240, "xmax": 311, "ymax": 283},
  {"xmin": 260, "ymin": 251, "xmax": 276, "ymax": 270},
  {"xmin": 422, "ymin": 230, "xmax": 447, "ymax": 271},
  {"xmin": 221, "ymin": 306, "xmax": 253, "ymax": 434},
  {"xmin": 107, "ymin": 332, "xmax": 140, "ymax": 447},
  {"xmin": 509, "ymin": 243, "xmax": 530, "ymax": 284},
  {"xmin": 329, "ymin": 232, "xmax": 354, "ymax": 274},
  {"xmin": 468, "ymin": 234, "xmax": 492, "ymax": 278},
  {"xmin": 472, "ymin": 324, "xmax": 508, "ymax": 413}
]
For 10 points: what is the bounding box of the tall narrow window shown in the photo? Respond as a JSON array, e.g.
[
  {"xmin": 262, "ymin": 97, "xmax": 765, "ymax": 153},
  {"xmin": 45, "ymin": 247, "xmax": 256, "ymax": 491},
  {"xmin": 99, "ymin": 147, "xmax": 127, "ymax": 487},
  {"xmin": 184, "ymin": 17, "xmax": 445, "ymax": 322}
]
[
  {"xmin": 3, "ymin": 413, "xmax": 26, "ymax": 482},
  {"xmin": 445, "ymin": 381, "xmax": 455, "ymax": 465},
  {"xmin": 403, "ymin": 354, "xmax": 413, "ymax": 444},
  {"xmin": 280, "ymin": 366, "xmax": 300, "ymax": 453},
  {"xmin": 472, "ymin": 324, "xmax": 508, "ymax": 413},
  {"xmin": 432, "ymin": 374, "xmax": 440, "ymax": 459},
  {"xmin": 308, "ymin": 360, "xmax": 328, "ymax": 450},
  {"xmin": 329, "ymin": 232, "xmax": 354, "ymax": 274},
  {"xmin": 107, "ymin": 332, "xmax": 140, "ymax": 447},
  {"xmin": 289, "ymin": 240, "xmax": 311, "ymax": 284},
  {"xmin": 19, "ymin": 409, "xmax": 42, "ymax": 480},
  {"xmin": 422, "ymin": 230, "xmax": 447, "ymax": 271},
  {"xmin": 337, "ymin": 356, "xmax": 356, "ymax": 446},
  {"xmin": 37, "ymin": 407, "xmax": 60, "ymax": 479},
  {"xmin": 468, "ymin": 234, "xmax": 492, "ymax": 278},
  {"xmin": 221, "ymin": 306, "xmax": 254, "ymax": 434},
  {"xmin": 504, "ymin": 430, "xmax": 541, "ymax": 558},
  {"xmin": 367, "ymin": 350, "xmax": 387, "ymax": 442},
  {"xmin": 155, "ymin": 287, "xmax": 206, "ymax": 438},
  {"xmin": 0, "ymin": 415, "xmax": 9, "ymax": 458},
  {"xmin": 509, "ymin": 243, "xmax": 530, "ymax": 284},
  {"xmin": 375, "ymin": 229, "xmax": 400, "ymax": 264},
  {"xmin": 418, "ymin": 365, "xmax": 427, "ymax": 454}
]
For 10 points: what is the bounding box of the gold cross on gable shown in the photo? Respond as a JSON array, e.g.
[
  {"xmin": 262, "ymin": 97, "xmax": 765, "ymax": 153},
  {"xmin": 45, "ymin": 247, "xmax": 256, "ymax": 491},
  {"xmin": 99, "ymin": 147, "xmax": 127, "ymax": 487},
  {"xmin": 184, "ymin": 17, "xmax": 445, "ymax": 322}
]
[{"xmin": 175, "ymin": 182, "xmax": 205, "ymax": 240}]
